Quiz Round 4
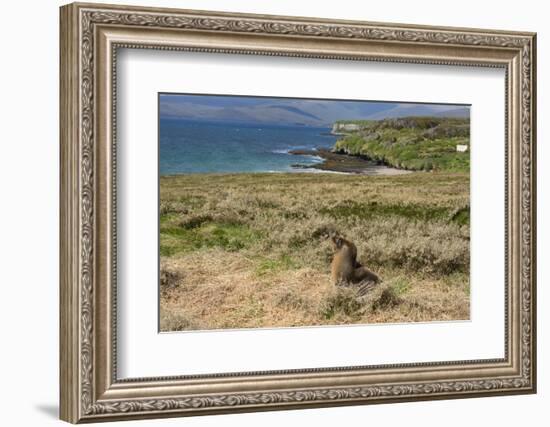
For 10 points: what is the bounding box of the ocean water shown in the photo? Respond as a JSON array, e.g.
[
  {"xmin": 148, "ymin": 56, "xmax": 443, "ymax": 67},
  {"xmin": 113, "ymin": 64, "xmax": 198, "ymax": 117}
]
[{"xmin": 159, "ymin": 119, "xmax": 338, "ymax": 175}]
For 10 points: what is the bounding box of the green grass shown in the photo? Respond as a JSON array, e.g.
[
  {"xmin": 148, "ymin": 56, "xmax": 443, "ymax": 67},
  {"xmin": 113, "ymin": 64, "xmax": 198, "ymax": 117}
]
[
  {"xmin": 319, "ymin": 200, "xmax": 456, "ymax": 223},
  {"xmin": 450, "ymin": 207, "xmax": 470, "ymax": 226},
  {"xmin": 333, "ymin": 116, "xmax": 470, "ymax": 172},
  {"xmin": 160, "ymin": 217, "xmax": 261, "ymax": 256},
  {"xmin": 255, "ymin": 254, "xmax": 298, "ymax": 276},
  {"xmin": 389, "ymin": 277, "xmax": 411, "ymax": 296}
]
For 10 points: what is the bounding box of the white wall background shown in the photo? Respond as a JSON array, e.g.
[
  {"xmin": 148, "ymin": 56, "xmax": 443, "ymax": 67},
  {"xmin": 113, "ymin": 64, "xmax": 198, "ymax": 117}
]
[{"xmin": 0, "ymin": 0, "xmax": 545, "ymax": 425}]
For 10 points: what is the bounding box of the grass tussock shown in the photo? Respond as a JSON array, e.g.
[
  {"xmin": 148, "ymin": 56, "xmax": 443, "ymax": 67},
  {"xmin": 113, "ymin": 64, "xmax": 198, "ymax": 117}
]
[
  {"xmin": 159, "ymin": 172, "xmax": 470, "ymax": 331},
  {"xmin": 160, "ymin": 262, "xmax": 181, "ymax": 295}
]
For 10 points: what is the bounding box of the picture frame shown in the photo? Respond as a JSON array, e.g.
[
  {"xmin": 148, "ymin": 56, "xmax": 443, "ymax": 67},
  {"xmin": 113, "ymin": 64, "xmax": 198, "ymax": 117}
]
[{"xmin": 59, "ymin": 2, "xmax": 537, "ymax": 423}]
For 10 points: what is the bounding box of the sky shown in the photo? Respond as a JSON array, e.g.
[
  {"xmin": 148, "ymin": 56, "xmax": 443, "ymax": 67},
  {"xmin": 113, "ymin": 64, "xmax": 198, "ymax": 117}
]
[{"xmin": 159, "ymin": 93, "xmax": 469, "ymax": 127}]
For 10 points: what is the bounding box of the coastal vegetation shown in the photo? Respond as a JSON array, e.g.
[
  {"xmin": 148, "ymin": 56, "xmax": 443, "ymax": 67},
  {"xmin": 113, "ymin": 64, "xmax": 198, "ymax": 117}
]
[
  {"xmin": 332, "ymin": 116, "xmax": 470, "ymax": 172},
  {"xmin": 160, "ymin": 172, "xmax": 470, "ymax": 331}
]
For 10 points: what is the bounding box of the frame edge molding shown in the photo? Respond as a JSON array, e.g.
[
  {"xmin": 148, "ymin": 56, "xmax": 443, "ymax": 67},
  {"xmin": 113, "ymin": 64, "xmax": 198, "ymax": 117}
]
[{"xmin": 59, "ymin": 2, "xmax": 536, "ymax": 423}]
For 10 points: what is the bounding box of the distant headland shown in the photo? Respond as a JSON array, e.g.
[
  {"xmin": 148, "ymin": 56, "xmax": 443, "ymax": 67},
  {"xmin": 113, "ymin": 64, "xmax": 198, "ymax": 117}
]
[{"xmin": 290, "ymin": 116, "xmax": 470, "ymax": 174}]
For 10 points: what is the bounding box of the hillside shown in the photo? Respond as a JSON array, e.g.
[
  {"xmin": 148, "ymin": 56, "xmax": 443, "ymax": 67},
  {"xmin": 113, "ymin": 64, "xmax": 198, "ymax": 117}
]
[
  {"xmin": 332, "ymin": 116, "xmax": 470, "ymax": 172},
  {"xmin": 160, "ymin": 172, "xmax": 470, "ymax": 331}
]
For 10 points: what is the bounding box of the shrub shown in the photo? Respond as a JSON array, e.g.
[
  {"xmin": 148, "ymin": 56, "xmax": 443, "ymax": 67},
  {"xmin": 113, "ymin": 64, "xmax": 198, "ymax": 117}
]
[
  {"xmin": 273, "ymin": 287, "xmax": 309, "ymax": 310},
  {"xmin": 179, "ymin": 214, "xmax": 213, "ymax": 229},
  {"xmin": 320, "ymin": 288, "xmax": 363, "ymax": 319},
  {"xmin": 160, "ymin": 310, "xmax": 199, "ymax": 331},
  {"xmin": 371, "ymin": 286, "xmax": 401, "ymax": 310},
  {"xmin": 160, "ymin": 263, "xmax": 181, "ymax": 294}
]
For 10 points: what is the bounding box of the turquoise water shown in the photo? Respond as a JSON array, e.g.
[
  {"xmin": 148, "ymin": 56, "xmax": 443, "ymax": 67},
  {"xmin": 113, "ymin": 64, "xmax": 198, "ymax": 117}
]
[{"xmin": 159, "ymin": 119, "xmax": 338, "ymax": 175}]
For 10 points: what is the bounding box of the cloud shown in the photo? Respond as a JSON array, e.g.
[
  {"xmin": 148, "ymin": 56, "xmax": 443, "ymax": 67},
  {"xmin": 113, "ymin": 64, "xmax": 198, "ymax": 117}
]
[{"xmin": 159, "ymin": 95, "xmax": 469, "ymax": 125}]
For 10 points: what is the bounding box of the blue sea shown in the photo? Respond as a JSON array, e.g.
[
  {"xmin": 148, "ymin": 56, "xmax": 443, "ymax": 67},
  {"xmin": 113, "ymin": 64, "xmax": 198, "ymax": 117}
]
[{"xmin": 159, "ymin": 119, "xmax": 338, "ymax": 175}]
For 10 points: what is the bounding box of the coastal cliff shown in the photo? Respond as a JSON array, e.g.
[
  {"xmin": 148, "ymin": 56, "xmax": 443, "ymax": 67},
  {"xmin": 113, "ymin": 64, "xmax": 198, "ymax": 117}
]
[{"xmin": 330, "ymin": 116, "xmax": 470, "ymax": 172}]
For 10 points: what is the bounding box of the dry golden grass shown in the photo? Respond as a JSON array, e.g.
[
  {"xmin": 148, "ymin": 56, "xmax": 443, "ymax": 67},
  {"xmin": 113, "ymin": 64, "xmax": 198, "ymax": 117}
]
[{"xmin": 159, "ymin": 172, "xmax": 470, "ymax": 331}]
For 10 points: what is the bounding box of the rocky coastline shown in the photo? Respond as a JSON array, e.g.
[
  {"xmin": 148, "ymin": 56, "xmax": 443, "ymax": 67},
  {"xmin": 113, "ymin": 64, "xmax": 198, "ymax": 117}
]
[{"xmin": 289, "ymin": 148, "xmax": 410, "ymax": 175}]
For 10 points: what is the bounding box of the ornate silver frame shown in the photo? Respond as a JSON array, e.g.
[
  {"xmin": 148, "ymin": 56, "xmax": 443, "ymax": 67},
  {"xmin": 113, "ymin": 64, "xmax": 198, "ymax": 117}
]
[{"xmin": 60, "ymin": 2, "xmax": 537, "ymax": 423}]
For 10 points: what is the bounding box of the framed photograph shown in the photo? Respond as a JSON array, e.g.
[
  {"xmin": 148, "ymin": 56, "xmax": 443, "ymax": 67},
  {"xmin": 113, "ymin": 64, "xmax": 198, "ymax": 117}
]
[{"xmin": 60, "ymin": 2, "xmax": 537, "ymax": 423}]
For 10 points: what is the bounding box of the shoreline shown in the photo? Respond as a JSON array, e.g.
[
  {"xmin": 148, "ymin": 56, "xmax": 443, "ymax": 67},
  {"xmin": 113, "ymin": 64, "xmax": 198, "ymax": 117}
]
[
  {"xmin": 289, "ymin": 148, "xmax": 411, "ymax": 176},
  {"xmin": 159, "ymin": 148, "xmax": 414, "ymax": 177}
]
